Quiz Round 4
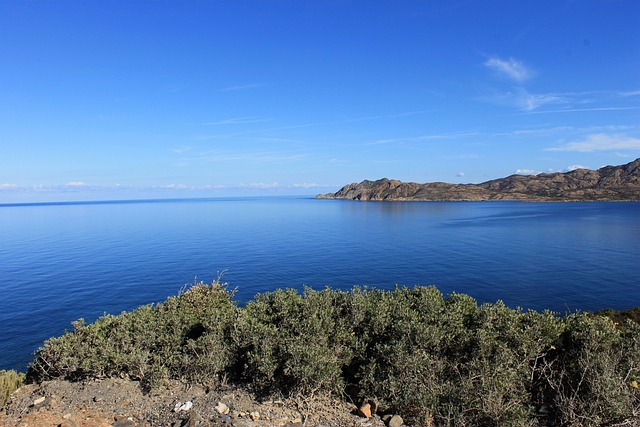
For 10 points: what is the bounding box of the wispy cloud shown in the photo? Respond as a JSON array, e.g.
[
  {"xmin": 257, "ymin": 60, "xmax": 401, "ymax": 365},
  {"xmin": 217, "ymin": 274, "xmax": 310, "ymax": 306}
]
[
  {"xmin": 157, "ymin": 184, "xmax": 189, "ymax": 190},
  {"xmin": 187, "ymin": 150, "xmax": 306, "ymax": 164},
  {"xmin": 194, "ymin": 122, "xmax": 319, "ymax": 140},
  {"xmin": 239, "ymin": 182, "xmax": 280, "ymax": 189},
  {"xmin": 493, "ymin": 124, "xmax": 635, "ymax": 137},
  {"xmin": 218, "ymin": 83, "xmax": 265, "ymax": 92},
  {"xmin": 291, "ymin": 182, "xmax": 326, "ymax": 188},
  {"xmin": 484, "ymin": 86, "xmax": 640, "ymax": 113},
  {"xmin": 342, "ymin": 110, "xmax": 436, "ymax": 123},
  {"xmin": 66, "ymin": 181, "xmax": 86, "ymax": 187},
  {"xmin": 202, "ymin": 117, "xmax": 271, "ymax": 126},
  {"xmin": 484, "ymin": 56, "xmax": 533, "ymax": 82},
  {"xmin": 172, "ymin": 146, "xmax": 192, "ymax": 154},
  {"xmin": 522, "ymin": 106, "xmax": 640, "ymax": 115},
  {"xmin": 367, "ymin": 131, "xmax": 478, "ymax": 146},
  {"xmin": 491, "ymin": 87, "xmax": 565, "ymax": 111},
  {"xmin": 618, "ymin": 90, "xmax": 640, "ymax": 97},
  {"xmin": 546, "ymin": 133, "xmax": 640, "ymax": 152}
]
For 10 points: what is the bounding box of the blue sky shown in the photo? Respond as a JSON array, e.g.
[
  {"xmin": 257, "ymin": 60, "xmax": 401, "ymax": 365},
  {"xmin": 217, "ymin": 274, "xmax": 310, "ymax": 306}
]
[{"xmin": 1, "ymin": 0, "xmax": 639, "ymax": 202}]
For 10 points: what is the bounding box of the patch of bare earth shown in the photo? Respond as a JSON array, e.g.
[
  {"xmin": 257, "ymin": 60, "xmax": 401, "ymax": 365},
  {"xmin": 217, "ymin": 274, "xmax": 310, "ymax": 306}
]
[{"xmin": 1, "ymin": 379, "xmax": 390, "ymax": 427}]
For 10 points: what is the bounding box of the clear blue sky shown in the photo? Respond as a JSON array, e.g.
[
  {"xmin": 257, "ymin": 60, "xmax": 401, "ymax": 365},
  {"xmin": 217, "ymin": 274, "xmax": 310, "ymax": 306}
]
[{"xmin": 1, "ymin": 0, "xmax": 639, "ymax": 202}]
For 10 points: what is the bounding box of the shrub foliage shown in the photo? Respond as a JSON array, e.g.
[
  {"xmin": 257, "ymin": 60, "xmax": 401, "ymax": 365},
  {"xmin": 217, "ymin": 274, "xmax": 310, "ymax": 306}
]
[
  {"xmin": 27, "ymin": 282, "xmax": 640, "ymax": 426},
  {"xmin": 0, "ymin": 369, "xmax": 25, "ymax": 409}
]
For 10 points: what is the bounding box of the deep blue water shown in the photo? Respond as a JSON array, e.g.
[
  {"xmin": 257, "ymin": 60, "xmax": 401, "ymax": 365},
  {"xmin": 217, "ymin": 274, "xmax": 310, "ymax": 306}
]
[{"xmin": 1, "ymin": 197, "xmax": 639, "ymax": 371}]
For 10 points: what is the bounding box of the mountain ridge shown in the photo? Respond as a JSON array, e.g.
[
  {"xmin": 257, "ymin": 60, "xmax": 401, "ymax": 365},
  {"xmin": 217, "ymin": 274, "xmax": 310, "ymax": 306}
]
[{"xmin": 317, "ymin": 158, "xmax": 640, "ymax": 201}]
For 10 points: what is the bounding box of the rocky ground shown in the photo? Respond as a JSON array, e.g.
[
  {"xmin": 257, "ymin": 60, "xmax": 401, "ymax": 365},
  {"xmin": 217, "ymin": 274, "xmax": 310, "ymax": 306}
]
[{"xmin": 1, "ymin": 379, "xmax": 402, "ymax": 427}]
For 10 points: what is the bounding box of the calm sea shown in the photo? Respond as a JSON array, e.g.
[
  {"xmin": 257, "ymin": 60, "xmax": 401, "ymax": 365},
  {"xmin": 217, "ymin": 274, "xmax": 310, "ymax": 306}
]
[{"xmin": 1, "ymin": 197, "xmax": 639, "ymax": 371}]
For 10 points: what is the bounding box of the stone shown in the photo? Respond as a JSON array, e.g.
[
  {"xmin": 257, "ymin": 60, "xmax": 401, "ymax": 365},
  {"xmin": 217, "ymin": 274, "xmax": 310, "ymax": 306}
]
[
  {"xmin": 357, "ymin": 403, "xmax": 372, "ymax": 418},
  {"xmin": 215, "ymin": 401, "xmax": 230, "ymax": 415},
  {"xmin": 249, "ymin": 411, "xmax": 260, "ymax": 420},
  {"xmin": 174, "ymin": 400, "xmax": 193, "ymax": 412},
  {"xmin": 387, "ymin": 414, "xmax": 403, "ymax": 427},
  {"xmin": 33, "ymin": 396, "xmax": 46, "ymax": 406}
]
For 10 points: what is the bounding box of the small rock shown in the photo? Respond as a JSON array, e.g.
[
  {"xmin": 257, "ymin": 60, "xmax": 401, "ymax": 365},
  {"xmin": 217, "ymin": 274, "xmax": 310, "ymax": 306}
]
[
  {"xmin": 174, "ymin": 400, "xmax": 193, "ymax": 412},
  {"xmin": 358, "ymin": 403, "xmax": 373, "ymax": 418},
  {"xmin": 62, "ymin": 413, "xmax": 73, "ymax": 420},
  {"xmin": 387, "ymin": 414, "xmax": 403, "ymax": 427},
  {"xmin": 33, "ymin": 396, "xmax": 46, "ymax": 406},
  {"xmin": 249, "ymin": 411, "xmax": 260, "ymax": 420},
  {"xmin": 57, "ymin": 420, "xmax": 77, "ymax": 427},
  {"xmin": 113, "ymin": 420, "xmax": 135, "ymax": 427},
  {"xmin": 215, "ymin": 401, "xmax": 230, "ymax": 415}
]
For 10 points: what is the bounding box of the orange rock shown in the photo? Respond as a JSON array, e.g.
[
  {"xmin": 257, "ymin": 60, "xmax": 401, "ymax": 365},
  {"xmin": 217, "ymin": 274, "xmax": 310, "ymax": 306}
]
[{"xmin": 357, "ymin": 403, "xmax": 372, "ymax": 418}]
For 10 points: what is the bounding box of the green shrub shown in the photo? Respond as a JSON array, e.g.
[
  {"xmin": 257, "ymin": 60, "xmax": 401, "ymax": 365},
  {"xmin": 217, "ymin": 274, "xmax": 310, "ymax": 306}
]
[
  {"xmin": 28, "ymin": 281, "xmax": 238, "ymax": 388},
  {"xmin": 539, "ymin": 314, "xmax": 640, "ymax": 426},
  {"xmin": 0, "ymin": 369, "xmax": 25, "ymax": 408},
  {"xmin": 235, "ymin": 287, "xmax": 358, "ymax": 396},
  {"xmin": 355, "ymin": 289, "xmax": 564, "ymax": 426},
  {"xmin": 24, "ymin": 283, "xmax": 640, "ymax": 426}
]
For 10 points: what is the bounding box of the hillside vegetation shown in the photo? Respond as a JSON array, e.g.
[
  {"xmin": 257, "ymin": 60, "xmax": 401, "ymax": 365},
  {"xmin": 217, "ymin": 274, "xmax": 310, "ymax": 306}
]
[{"xmin": 25, "ymin": 282, "xmax": 640, "ymax": 426}]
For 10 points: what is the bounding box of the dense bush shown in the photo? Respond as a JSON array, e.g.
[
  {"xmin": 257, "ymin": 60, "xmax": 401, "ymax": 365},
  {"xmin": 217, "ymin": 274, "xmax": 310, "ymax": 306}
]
[
  {"xmin": 235, "ymin": 287, "xmax": 358, "ymax": 395},
  {"xmin": 28, "ymin": 282, "xmax": 237, "ymax": 388},
  {"xmin": 27, "ymin": 282, "xmax": 640, "ymax": 426}
]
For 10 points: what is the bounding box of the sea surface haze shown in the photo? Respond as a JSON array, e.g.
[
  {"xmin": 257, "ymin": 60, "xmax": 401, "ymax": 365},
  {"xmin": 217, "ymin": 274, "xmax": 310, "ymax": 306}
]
[{"xmin": 1, "ymin": 197, "xmax": 639, "ymax": 371}]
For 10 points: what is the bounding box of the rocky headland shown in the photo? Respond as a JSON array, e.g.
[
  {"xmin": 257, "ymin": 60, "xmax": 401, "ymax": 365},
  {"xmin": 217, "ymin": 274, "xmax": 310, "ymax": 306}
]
[{"xmin": 317, "ymin": 158, "xmax": 640, "ymax": 201}]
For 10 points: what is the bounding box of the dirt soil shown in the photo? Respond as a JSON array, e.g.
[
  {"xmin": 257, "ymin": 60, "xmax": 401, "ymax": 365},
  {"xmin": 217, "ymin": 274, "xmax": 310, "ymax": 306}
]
[{"xmin": 1, "ymin": 378, "xmax": 391, "ymax": 427}]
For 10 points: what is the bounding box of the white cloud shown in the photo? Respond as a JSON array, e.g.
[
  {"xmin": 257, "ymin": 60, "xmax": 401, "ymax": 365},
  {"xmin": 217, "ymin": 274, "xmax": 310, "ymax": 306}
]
[
  {"xmin": 515, "ymin": 169, "xmax": 538, "ymax": 175},
  {"xmin": 618, "ymin": 90, "xmax": 640, "ymax": 97},
  {"xmin": 158, "ymin": 184, "xmax": 189, "ymax": 189},
  {"xmin": 218, "ymin": 83, "xmax": 264, "ymax": 92},
  {"xmin": 524, "ymin": 106, "xmax": 640, "ymax": 115},
  {"xmin": 367, "ymin": 131, "xmax": 478, "ymax": 146},
  {"xmin": 0, "ymin": 183, "xmax": 18, "ymax": 189},
  {"xmin": 565, "ymin": 164, "xmax": 588, "ymax": 171},
  {"xmin": 485, "ymin": 87, "xmax": 565, "ymax": 112},
  {"xmin": 546, "ymin": 133, "xmax": 640, "ymax": 152},
  {"xmin": 519, "ymin": 91, "xmax": 564, "ymax": 111},
  {"xmin": 484, "ymin": 56, "xmax": 532, "ymax": 82},
  {"xmin": 239, "ymin": 182, "xmax": 280, "ymax": 189},
  {"xmin": 292, "ymin": 182, "xmax": 325, "ymax": 188},
  {"xmin": 65, "ymin": 181, "xmax": 86, "ymax": 187},
  {"xmin": 172, "ymin": 146, "xmax": 192, "ymax": 154},
  {"xmin": 202, "ymin": 117, "xmax": 270, "ymax": 126},
  {"xmin": 456, "ymin": 172, "xmax": 465, "ymax": 177}
]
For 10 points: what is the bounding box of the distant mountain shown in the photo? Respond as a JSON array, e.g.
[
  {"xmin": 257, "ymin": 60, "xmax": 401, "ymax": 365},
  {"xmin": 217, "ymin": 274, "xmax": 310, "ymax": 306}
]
[{"xmin": 317, "ymin": 158, "xmax": 640, "ymax": 201}]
